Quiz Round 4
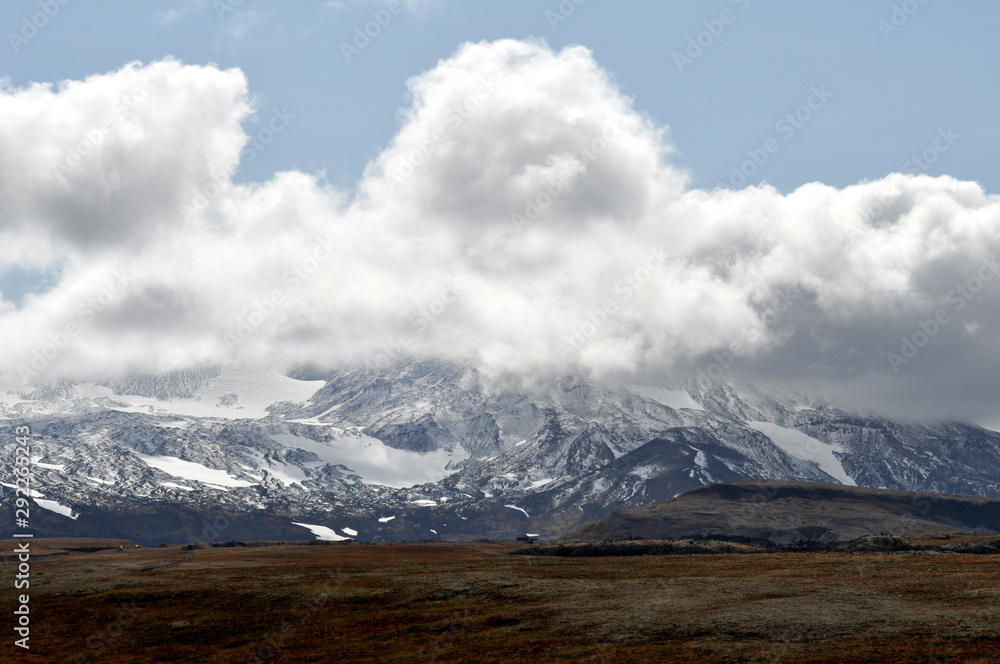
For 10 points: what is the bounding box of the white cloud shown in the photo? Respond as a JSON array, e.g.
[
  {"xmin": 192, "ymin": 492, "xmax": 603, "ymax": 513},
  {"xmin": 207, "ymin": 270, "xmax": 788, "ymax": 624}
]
[
  {"xmin": 0, "ymin": 58, "xmax": 249, "ymax": 257},
  {"xmin": 964, "ymin": 321, "xmax": 983, "ymax": 337},
  {"xmin": 1, "ymin": 40, "xmax": 999, "ymax": 422}
]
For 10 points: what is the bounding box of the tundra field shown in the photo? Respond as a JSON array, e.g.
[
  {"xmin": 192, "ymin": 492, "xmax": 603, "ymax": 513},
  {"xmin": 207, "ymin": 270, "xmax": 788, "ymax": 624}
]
[{"xmin": 4, "ymin": 537, "xmax": 1000, "ymax": 663}]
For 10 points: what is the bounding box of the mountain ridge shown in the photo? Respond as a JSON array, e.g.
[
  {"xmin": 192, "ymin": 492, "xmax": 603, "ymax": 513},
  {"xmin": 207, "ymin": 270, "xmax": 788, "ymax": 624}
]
[{"xmin": 3, "ymin": 359, "xmax": 1000, "ymax": 544}]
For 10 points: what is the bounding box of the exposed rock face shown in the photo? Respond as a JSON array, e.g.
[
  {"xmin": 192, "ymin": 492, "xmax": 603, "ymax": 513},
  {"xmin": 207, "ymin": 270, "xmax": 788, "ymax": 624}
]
[
  {"xmin": 98, "ymin": 366, "xmax": 222, "ymax": 400},
  {"xmin": 5, "ymin": 359, "xmax": 1000, "ymax": 545}
]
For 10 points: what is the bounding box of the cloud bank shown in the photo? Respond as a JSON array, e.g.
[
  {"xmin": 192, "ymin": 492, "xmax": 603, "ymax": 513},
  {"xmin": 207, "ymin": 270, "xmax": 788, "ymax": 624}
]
[{"xmin": 1, "ymin": 39, "xmax": 999, "ymax": 421}]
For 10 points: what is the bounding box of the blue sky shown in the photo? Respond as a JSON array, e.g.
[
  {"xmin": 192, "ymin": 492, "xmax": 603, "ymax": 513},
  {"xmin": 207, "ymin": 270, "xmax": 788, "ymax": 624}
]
[{"xmin": 2, "ymin": 0, "xmax": 997, "ymax": 197}]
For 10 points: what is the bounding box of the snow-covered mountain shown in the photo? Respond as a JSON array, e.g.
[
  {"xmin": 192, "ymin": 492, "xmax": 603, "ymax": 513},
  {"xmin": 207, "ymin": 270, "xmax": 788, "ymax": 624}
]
[{"xmin": 3, "ymin": 359, "xmax": 1000, "ymax": 545}]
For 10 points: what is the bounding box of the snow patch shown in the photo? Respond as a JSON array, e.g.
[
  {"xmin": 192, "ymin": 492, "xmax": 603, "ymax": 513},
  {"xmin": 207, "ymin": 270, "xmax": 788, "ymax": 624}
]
[
  {"xmin": 84, "ymin": 476, "xmax": 115, "ymax": 485},
  {"xmin": 628, "ymin": 385, "xmax": 704, "ymax": 411},
  {"xmin": 133, "ymin": 452, "xmax": 256, "ymax": 488},
  {"xmin": 292, "ymin": 522, "xmax": 351, "ymax": 541},
  {"xmin": 504, "ymin": 504, "xmax": 529, "ymax": 518},
  {"xmin": 342, "ymin": 527, "xmax": 358, "ymax": 536},
  {"xmin": 1, "ymin": 483, "xmax": 43, "ymax": 498},
  {"xmin": 159, "ymin": 482, "xmax": 194, "ymax": 492},
  {"xmin": 247, "ymin": 452, "xmax": 309, "ymax": 487},
  {"xmin": 630, "ymin": 465, "xmax": 657, "ymax": 480},
  {"xmin": 270, "ymin": 430, "xmax": 460, "ymax": 489},
  {"xmin": 287, "ymin": 403, "xmax": 344, "ymax": 426},
  {"xmin": 378, "ymin": 516, "xmax": 396, "ymax": 523},
  {"xmin": 35, "ymin": 499, "xmax": 78, "ymax": 520},
  {"xmin": 33, "ymin": 461, "xmax": 65, "ymax": 472},
  {"xmin": 746, "ymin": 421, "xmax": 855, "ymax": 485}
]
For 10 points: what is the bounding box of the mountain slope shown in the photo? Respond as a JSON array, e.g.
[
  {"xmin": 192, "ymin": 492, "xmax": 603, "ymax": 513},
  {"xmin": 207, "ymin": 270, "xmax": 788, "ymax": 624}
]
[{"xmin": 3, "ymin": 359, "xmax": 1000, "ymax": 544}]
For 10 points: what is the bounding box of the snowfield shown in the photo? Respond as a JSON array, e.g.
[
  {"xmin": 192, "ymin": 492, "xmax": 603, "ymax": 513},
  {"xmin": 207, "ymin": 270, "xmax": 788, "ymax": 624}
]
[
  {"xmin": 628, "ymin": 385, "xmax": 705, "ymax": 411},
  {"xmin": 133, "ymin": 452, "xmax": 256, "ymax": 488},
  {"xmin": 72, "ymin": 366, "xmax": 326, "ymax": 420},
  {"xmin": 270, "ymin": 430, "xmax": 461, "ymax": 489},
  {"xmin": 35, "ymin": 498, "xmax": 78, "ymax": 519},
  {"xmin": 160, "ymin": 482, "xmax": 195, "ymax": 492},
  {"xmin": 746, "ymin": 422, "xmax": 855, "ymax": 485}
]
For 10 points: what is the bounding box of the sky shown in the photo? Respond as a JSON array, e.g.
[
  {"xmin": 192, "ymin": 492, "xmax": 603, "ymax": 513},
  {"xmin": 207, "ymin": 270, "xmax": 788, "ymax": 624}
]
[{"xmin": 1, "ymin": 1, "xmax": 999, "ymax": 424}]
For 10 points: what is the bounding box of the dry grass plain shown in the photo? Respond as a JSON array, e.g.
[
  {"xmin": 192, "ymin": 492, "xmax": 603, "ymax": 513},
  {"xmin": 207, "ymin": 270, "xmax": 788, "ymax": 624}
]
[{"xmin": 3, "ymin": 537, "xmax": 1000, "ymax": 663}]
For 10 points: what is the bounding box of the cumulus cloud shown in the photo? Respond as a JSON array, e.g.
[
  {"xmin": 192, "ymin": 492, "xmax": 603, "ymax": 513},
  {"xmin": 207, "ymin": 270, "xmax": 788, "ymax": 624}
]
[
  {"xmin": 0, "ymin": 58, "xmax": 249, "ymax": 258},
  {"xmin": 1, "ymin": 39, "xmax": 999, "ymax": 422}
]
